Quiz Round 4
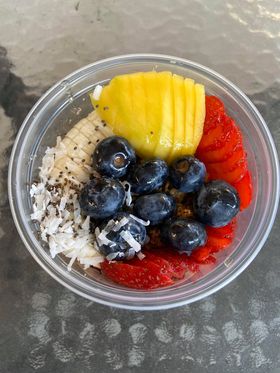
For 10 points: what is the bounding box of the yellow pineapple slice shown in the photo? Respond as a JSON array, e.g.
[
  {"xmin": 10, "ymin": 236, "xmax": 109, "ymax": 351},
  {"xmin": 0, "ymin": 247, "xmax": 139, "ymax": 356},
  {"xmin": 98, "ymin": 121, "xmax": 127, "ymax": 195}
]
[
  {"xmin": 141, "ymin": 71, "xmax": 162, "ymax": 157},
  {"xmin": 168, "ymin": 74, "xmax": 185, "ymax": 163},
  {"xmin": 90, "ymin": 71, "xmax": 205, "ymax": 162},
  {"xmin": 90, "ymin": 83, "xmax": 117, "ymax": 126},
  {"xmin": 154, "ymin": 71, "xmax": 173, "ymax": 160},
  {"xmin": 128, "ymin": 72, "xmax": 153, "ymax": 158},
  {"xmin": 110, "ymin": 74, "xmax": 134, "ymax": 135},
  {"xmin": 193, "ymin": 83, "xmax": 206, "ymax": 149},
  {"xmin": 92, "ymin": 73, "xmax": 155, "ymax": 158},
  {"xmin": 183, "ymin": 78, "xmax": 195, "ymax": 155}
]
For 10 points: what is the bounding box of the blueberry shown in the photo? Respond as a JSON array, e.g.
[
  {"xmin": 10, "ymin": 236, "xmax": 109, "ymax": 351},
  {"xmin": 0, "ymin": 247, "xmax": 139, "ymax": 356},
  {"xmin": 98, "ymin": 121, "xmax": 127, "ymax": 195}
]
[
  {"xmin": 128, "ymin": 159, "xmax": 169, "ymax": 194},
  {"xmin": 92, "ymin": 136, "xmax": 136, "ymax": 178},
  {"xmin": 170, "ymin": 156, "xmax": 206, "ymax": 193},
  {"xmin": 134, "ymin": 193, "xmax": 176, "ymax": 226},
  {"xmin": 79, "ymin": 177, "xmax": 125, "ymax": 219},
  {"xmin": 97, "ymin": 212, "xmax": 147, "ymax": 260},
  {"xmin": 161, "ymin": 218, "xmax": 207, "ymax": 253},
  {"xmin": 194, "ymin": 180, "xmax": 240, "ymax": 227}
]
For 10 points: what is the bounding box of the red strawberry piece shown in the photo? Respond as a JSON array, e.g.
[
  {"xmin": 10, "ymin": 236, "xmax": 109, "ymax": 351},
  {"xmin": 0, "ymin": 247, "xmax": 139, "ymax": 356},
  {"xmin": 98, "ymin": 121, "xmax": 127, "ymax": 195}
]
[
  {"xmin": 232, "ymin": 170, "xmax": 253, "ymax": 211},
  {"xmin": 207, "ymin": 157, "xmax": 247, "ymax": 184},
  {"xmin": 190, "ymin": 221, "xmax": 236, "ymax": 264},
  {"xmin": 206, "ymin": 235, "xmax": 233, "ymax": 250},
  {"xmin": 148, "ymin": 247, "xmax": 199, "ymax": 278},
  {"xmin": 206, "ymin": 145, "xmax": 247, "ymax": 183},
  {"xmin": 205, "ymin": 96, "xmax": 225, "ymax": 117},
  {"xmin": 198, "ymin": 116, "xmax": 233, "ymax": 153},
  {"xmin": 130, "ymin": 252, "xmax": 175, "ymax": 278},
  {"xmin": 197, "ymin": 121, "xmax": 225, "ymax": 150},
  {"xmin": 206, "ymin": 219, "xmax": 236, "ymax": 239},
  {"xmin": 101, "ymin": 260, "xmax": 173, "ymax": 289},
  {"xmin": 198, "ymin": 117, "xmax": 243, "ymax": 164},
  {"xmin": 146, "ymin": 249, "xmax": 188, "ymax": 279},
  {"xmin": 191, "ymin": 247, "xmax": 216, "ymax": 264},
  {"xmin": 213, "ymin": 145, "xmax": 246, "ymax": 170},
  {"xmin": 204, "ymin": 96, "xmax": 225, "ymax": 132}
]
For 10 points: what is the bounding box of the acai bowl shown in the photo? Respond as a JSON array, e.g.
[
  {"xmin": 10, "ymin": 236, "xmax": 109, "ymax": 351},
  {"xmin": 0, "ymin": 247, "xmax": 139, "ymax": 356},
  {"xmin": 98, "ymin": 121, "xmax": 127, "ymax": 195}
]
[{"xmin": 8, "ymin": 54, "xmax": 279, "ymax": 310}]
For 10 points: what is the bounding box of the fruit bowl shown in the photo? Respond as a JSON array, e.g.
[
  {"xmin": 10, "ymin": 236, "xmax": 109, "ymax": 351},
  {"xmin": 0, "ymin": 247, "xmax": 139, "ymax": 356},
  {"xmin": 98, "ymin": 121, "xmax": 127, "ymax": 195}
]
[{"xmin": 8, "ymin": 54, "xmax": 279, "ymax": 310}]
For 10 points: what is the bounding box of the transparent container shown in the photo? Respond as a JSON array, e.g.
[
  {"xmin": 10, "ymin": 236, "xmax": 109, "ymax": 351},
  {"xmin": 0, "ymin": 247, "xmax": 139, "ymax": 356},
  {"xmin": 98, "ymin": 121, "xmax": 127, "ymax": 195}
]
[{"xmin": 8, "ymin": 54, "xmax": 279, "ymax": 310}]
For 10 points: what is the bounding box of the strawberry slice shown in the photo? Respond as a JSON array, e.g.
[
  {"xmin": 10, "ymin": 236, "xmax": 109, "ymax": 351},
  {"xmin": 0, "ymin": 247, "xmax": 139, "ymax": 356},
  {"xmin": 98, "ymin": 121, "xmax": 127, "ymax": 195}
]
[
  {"xmin": 197, "ymin": 96, "xmax": 252, "ymax": 210},
  {"xmin": 209, "ymin": 145, "xmax": 246, "ymax": 170},
  {"xmin": 207, "ymin": 219, "xmax": 236, "ymax": 238},
  {"xmin": 197, "ymin": 120, "xmax": 225, "ymax": 150},
  {"xmin": 232, "ymin": 170, "xmax": 253, "ymax": 210},
  {"xmin": 207, "ymin": 157, "xmax": 247, "ymax": 184},
  {"xmin": 147, "ymin": 247, "xmax": 199, "ymax": 277},
  {"xmin": 205, "ymin": 224, "xmax": 235, "ymax": 252},
  {"xmin": 206, "ymin": 145, "xmax": 247, "ymax": 183},
  {"xmin": 190, "ymin": 221, "xmax": 236, "ymax": 264},
  {"xmin": 130, "ymin": 252, "xmax": 175, "ymax": 278},
  {"xmin": 206, "ymin": 235, "xmax": 232, "ymax": 251},
  {"xmin": 204, "ymin": 96, "xmax": 225, "ymax": 132},
  {"xmin": 197, "ymin": 117, "xmax": 243, "ymax": 163},
  {"xmin": 205, "ymin": 96, "xmax": 225, "ymax": 116},
  {"xmin": 101, "ymin": 260, "xmax": 173, "ymax": 289},
  {"xmin": 191, "ymin": 247, "xmax": 216, "ymax": 264}
]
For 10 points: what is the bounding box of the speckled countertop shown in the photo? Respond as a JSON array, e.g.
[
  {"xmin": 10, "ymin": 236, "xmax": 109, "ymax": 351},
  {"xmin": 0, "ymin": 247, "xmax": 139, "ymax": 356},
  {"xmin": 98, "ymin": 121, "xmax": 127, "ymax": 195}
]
[{"xmin": 1, "ymin": 1, "xmax": 280, "ymax": 372}]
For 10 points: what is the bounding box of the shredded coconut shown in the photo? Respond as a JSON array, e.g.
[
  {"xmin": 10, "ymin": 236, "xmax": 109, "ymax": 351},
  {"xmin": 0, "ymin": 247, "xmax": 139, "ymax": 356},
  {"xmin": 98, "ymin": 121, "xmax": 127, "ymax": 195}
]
[
  {"xmin": 106, "ymin": 252, "xmax": 121, "ymax": 261},
  {"xmin": 112, "ymin": 217, "xmax": 129, "ymax": 232},
  {"xmin": 129, "ymin": 214, "xmax": 150, "ymax": 227},
  {"xmin": 94, "ymin": 215, "xmax": 145, "ymax": 261},
  {"xmin": 137, "ymin": 251, "xmax": 146, "ymax": 260},
  {"xmin": 92, "ymin": 85, "xmax": 103, "ymax": 101},
  {"xmin": 96, "ymin": 229, "xmax": 116, "ymax": 247},
  {"xmin": 120, "ymin": 230, "xmax": 142, "ymax": 253},
  {"xmin": 122, "ymin": 181, "xmax": 133, "ymax": 206},
  {"xmin": 30, "ymin": 137, "xmax": 104, "ymax": 270}
]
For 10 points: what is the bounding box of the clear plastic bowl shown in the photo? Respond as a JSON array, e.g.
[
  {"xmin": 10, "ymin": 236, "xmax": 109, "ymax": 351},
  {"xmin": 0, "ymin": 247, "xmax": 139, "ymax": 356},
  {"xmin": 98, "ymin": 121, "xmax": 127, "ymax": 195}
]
[{"xmin": 8, "ymin": 54, "xmax": 279, "ymax": 310}]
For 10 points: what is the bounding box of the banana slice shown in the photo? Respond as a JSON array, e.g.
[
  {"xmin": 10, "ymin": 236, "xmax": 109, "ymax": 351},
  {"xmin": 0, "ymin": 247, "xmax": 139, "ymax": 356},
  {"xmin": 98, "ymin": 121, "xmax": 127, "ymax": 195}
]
[
  {"xmin": 49, "ymin": 110, "xmax": 113, "ymax": 184},
  {"xmin": 52, "ymin": 157, "xmax": 90, "ymax": 183},
  {"xmin": 61, "ymin": 137, "xmax": 91, "ymax": 161}
]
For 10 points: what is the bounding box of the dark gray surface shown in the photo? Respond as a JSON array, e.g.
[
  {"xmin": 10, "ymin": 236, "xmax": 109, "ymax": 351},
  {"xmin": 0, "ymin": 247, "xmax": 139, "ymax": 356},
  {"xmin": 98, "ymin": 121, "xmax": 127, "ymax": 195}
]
[{"xmin": 1, "ymin": 1, "xmax": 280, "ymax": 372}]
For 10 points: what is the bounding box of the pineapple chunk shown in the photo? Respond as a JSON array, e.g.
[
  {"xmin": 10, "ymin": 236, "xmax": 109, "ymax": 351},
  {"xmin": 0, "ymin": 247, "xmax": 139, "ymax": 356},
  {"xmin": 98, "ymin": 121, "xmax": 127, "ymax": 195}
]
[
  {"xmin": 141, "ymin": 71, "xmax": 162, "ymax": 157},
  {"xmin": 90, "ymin": 84, "xmax": 117, "ymax": 126},
  {"xmin": 183, "ymin": 78, "xmax": 195, "ymax": 155},
  {"xmin": 193, "ymin": 83, "xmax": 206, "ymax": 149},
  {"xmin": 129, "ymin": 72, "xmax": 153, "ymax": 158},
  {"xmin": 168, "ymin": 74, "xmax": 185, "ymax": 163},
  {"xmin": 90, "ymin": 71, "xmax": 205, "ymax": 162},
  {"xmin": 154, "ymin": 71, "xmax": 173, "ymax": 160}
]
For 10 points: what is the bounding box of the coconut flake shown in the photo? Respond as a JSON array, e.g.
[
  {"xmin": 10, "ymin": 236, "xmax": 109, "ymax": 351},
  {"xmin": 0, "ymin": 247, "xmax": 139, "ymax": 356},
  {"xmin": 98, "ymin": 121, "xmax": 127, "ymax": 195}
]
[
  {"xmin": 122, "ymin": 181, "xmax": 133, "ymax": 206},
  {"xmin": 79, "ymin": 255, "xmax": 104, "ymax": 269},
  {"xmin": 81, "ymin": 216, "xmax": 90, "ymax": 231},
  {"xmin": 96, "ymin": 230, "xmax": 116, "ymax": 247},
  {"xmin": 137, "ymin": 251, "xmax": 146, "ymax": 260},
  {"xmin": 31, "ymin": 210, "xmax": 45, "ymax": 221},
  {"xmin": 59, "ymin": 196, "xmax": 68, "ymax": 211},
  {"xmin": 120, "ymin": 230, "xmax": 141, "ymax": 252},
  {"xmin": 59, "ymin": 221, "xmax": 73, "ymax": 234},
  {"xmin": 129, "ymin": 214, "xmax": 150, "ymax": 226},
  {"xmin": 126, "ymin": 248, "xmax": 136, "ymax": 260},
  {"xmin": 92, "ymin": 84, "xmax": 103, "ymax": 101},
  {"xmin": 49, "ymin": 236, "xmax": 59, "ymax": 258},
  {"xmin": 30, "ymin": 182, "xmax": 45, "ymax": 197},
  {"xmin": 46, "ymin": 216, "xmax": 63, "ymax": 235},
  {"xmin": 67, "ymin": 255, "xmax": 77, "ymax": 271},
  {"xmin": 30, "ymin": 116, "xmax": 112, "ymax": 270},
  {"xmin": 106, "ymin": 252, "xmax": 120, "ymax": 261},
  {"xmin": 112, "ymin": 217, "xmax": 129, "ymax": 232}
]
